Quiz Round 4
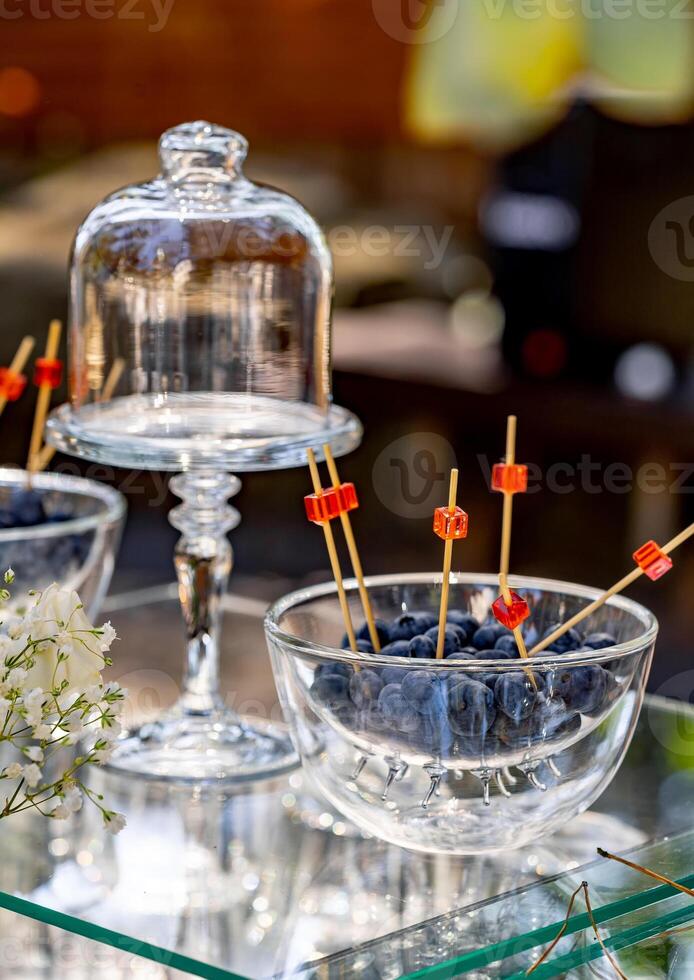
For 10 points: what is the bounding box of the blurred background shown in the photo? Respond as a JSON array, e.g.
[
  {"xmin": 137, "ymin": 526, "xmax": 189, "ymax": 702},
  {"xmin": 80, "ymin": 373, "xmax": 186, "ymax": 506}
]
[{"xmin": 1, "ymin": 0, "xmax": 693, "ymax": 690}]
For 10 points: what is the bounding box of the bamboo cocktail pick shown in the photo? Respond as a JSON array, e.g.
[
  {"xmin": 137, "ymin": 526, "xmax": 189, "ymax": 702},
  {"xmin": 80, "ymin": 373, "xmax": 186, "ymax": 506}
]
[
  {"xmin": 529, "ymin": 521, "xmax": 694, "ymax": 657},
  {"xmin": 433, "ymin": 469, "xmax": 469, "ymax": 660},
  {"xmin": 27, "ymin": 319, "xmax": 62, "ymax": 474},
  {"xmin": 322, "ymin": 443, "xmax": 381, "ymax": 652},
  {"xmin": 498, "ymin": 572, "xmax": 529, "ymax": 660},
  {"xmin": 306, "ymin": 448, "xmax": 359, "ymax": 655},
  {"xmin": 0, "ymin": 336, "xmax": 35, "ymax": 419},
  {"xmin": 34, "ymin": 356, "xmax": 126, "ymax": 474}
]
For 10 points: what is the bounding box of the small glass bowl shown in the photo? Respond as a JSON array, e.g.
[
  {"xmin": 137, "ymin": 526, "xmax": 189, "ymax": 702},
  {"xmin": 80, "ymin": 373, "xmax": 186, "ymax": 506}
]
[
  {"xmin": 0, "ymin": 468, "xmax": 126, "ymax": 617},
  {"xmin": 265, "ymin": 573, "xmax": 657, "ymax": 854}
]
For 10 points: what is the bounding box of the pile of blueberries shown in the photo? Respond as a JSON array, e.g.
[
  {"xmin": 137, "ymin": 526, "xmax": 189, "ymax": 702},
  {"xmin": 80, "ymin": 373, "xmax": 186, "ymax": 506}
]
[
  {"xmin": 0, "ymin": 488, "xmax": 91, "ymax": 574},
  {"xmin": 309, "ymin": 609, "xmax": 621, "ymax": 759}
]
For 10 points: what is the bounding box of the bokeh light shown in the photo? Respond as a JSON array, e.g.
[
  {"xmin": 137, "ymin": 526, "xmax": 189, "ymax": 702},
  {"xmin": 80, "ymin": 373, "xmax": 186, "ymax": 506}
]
[{"xmin": 0, "ymin": 67, "xmax": 41, "ymax": 118}]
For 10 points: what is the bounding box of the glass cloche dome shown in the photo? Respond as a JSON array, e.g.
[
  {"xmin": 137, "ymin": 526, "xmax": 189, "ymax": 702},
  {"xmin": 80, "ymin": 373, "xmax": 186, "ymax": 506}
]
[
  {"xmin": 48, "ymin": 120, "xmax": 360, "ymax": 471},
  {"xmin": 46, "ymin": 122, "xmax": 361, "ymax": 783}
]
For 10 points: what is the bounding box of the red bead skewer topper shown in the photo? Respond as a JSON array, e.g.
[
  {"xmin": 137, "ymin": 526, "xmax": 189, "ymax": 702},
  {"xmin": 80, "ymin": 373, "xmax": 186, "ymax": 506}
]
[
  {"xmin": 633, "ymin": 540, "xmax": 673, "ymax": 582},
  {"xmin": 0, "ymin": 368, "xmax": 27, "ymax": 402},
  {"xmin": 33, "ymin": 357, "xmax": 63, "ymax": 390},
  {"xmin": 492, "ymin": 590, "xmax": 530, "ymax": 630},
  {"xmin": 433, "ymin": 504, "xmax": 469, "ymax": 541},
  {"xmin": 338, "ymin": 481, "xmax": 359, "ymax": 513},
  {"xmin": 492, "ymin": 463, "xmax": 528, "ymax": 495},
  {"xmin": 304, "ymin": 486, "xmax": 343, "ymax": 525}
]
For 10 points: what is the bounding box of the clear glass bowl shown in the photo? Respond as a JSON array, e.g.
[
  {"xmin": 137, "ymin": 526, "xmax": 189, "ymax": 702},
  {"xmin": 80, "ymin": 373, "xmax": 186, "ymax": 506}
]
[
  {"xmin": 265, "ymin": 573, "xmax": 657, "ymax": 855},
  {"xmin": 0, "ymin": 468, "xmax": 126, "ymax": 617}
]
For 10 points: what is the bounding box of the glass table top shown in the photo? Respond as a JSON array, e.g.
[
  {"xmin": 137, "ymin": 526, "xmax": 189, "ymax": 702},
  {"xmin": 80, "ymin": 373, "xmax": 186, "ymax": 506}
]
[{"xmin": 0, "ymin": 585, "xmax": 692, "ymax": 979}]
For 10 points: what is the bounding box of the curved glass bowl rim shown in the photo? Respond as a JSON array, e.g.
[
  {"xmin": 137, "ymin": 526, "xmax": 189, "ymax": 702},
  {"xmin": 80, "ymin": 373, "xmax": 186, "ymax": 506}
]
[
  {"xmin": 265, "ymin": 571, "xmax": 659, "ymax": 670},
  {"xmin": 0, "ymin": 467, "xmax": 126, "ymax": 542}
]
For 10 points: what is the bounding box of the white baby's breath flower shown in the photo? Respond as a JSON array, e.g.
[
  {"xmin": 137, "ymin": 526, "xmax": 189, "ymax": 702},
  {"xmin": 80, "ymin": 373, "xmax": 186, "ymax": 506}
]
[
  {"xmin": 3, "ymin": 762, "xmax": 22, "ymax": 779},
  {"xmin": 32, "ymin": 723, "xmax": 52, "ymax": 741},
  {"xmin": 22, "ymin": 763, "xmax": 41, "ymax": 788},
  {"xmin": 25, "ymin": 746, "xmax": 43, "ymax": 763},
  {"xmin": 103, "ymin": 811, "xmax": 126, "ymax": 835},
  {"xmin": 6, "ymin": 668, "xmax": 28, "ymax": 692},
  {"xmin": 92, "ymin": 743, "xmax": 115, "ymax": 764},
  {"xmin": 98, "ymin": 622, "xmax": 117, "ymax": 652},
  {"xmin": 0, "ymin": 697, "xmax": 11, "ymax": 715},
  {"xmin": 22, "ymin": 585, "xmax": 103, "ymax": 691},
  {"xmin": 64, "ymin": 786, "xmax": 82, "ymax": 813},
  {"xmin": 22, "ymin": 688, "xmax": 45, "ymax": 728},
  {"xmin": 101, "ymin": 720, "xmax": 122, "ymax": 742},
  {"xmin": 84, "ymin": 684, "xmax": 103, "ymax": 705},
  {"xmin": 64, "ymin": 716, "xmax": 84, "ymax": 736}
]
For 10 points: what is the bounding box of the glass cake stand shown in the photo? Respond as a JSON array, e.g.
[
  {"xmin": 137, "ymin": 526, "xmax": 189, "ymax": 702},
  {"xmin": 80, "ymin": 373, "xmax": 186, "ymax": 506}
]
[
  {"xmin": 46, "ymin": 408, "xmax": 362, "ymax": 784},
  {"xmin": 0, "ymin": 577, "xmax": 690, "ymax": 979}
]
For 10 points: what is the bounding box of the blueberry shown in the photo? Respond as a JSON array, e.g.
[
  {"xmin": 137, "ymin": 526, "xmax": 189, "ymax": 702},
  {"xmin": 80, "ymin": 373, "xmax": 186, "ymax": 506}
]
[
  {"xmin": 531, "ymin": 697, "xmax": 581, "ymax": 740},
  {"xmin": 315, "ymin": 662, "xmax": 353, "ymax": 680},
  {"xmin": 447, "ymin": 678, "xmax": 496, "ymax": 736},
  {"xmin": 4, "ymin": 490, "xmax": 46, "ymax": 528},
  {"xmin": 377, "ymin": 684, "xmax": 420, "ymax": 733},
  {"xmin": 409, "ymin": 634, "xmax": 436, "ymax": 660},
  {"xmin": 471, "ymin": 623, "xmax": 506, "ymax": 650},
  {"xmin": 551, "ymin": 665, "xmax": 609, "ymax": 714},
  {"xmin": 355, "ymin": 639, "xmax": 374, "ymax": 654},
  {"xmin": 401, "ymin": 670, "xmax": 438, "ymax": 711},
  {"xmin": 381, "ymin": 666, "xmax": 408, "ymax": 685},
  {"xmin": 583, "ymin": 632, "xmax": 617, "ymax": 650},
  {"xmin": 349, "ymin": 669, "xmax": 384, "ymax": 708},
  {"xmin": 446, "ymin": 611, "xmax": 479, "ymax": 644},
  {"xmin": 494, "ymin": 634, "xmax": 521, "ymax": 658},
  {"xmin": 495, "ymin": 672, "xmax": 539, "ymax": 723},
  {"xmin": 412, "ymin": 612, "xmax": 438, "ymax": 632},
  {"xmin": 360, "ymin": 620, "xmax": 392, "ymax": 647},
  {"xmin": 380, "ymin": 640, "xmax": 411, "ymax": 659},
  {"xmin": 425, "ymin": 626, "xmax": 462, "ymax": 657},
  {"xmin": 389, "ymin": 614, "xmax": 422, "ymax": 642},
  {"xmin": 311, "ymin": 673, "xmax": 351, "ymax": 708},
  {"xmin": 444, "ymin": 648, "xmax": 476, "ymax": 662},
  {"xmin": 475, "ymin": 647, "xmax": 516, "ymax": 662},
  {"xmin": 543, "ymin": 625, "xmax": 583, "ymax": 654}
]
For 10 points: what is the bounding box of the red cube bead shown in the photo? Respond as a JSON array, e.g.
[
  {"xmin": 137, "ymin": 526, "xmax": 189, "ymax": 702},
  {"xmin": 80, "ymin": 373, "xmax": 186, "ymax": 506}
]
[
  {"xmin": 33, "ymin": 358, "xmax": 63, "ymax": 389},
  {"xmin": 633, "ymin": 540, "xmax": 673, "ymax": 581},
  {"xmin": 338, "ymin": 482, "xmax": 358, "ymax": 513},
  {"xmin": 0, "ymin": 368, "xmax": 26, "ymax": 401},
  {"xmin": 492, "ymin": 463, "xmax": 528, "ymax": 495},
  {"xmin": 304, "ymin": 487, "xmax": 342, "ymax": 525},
  {"xmin": 433, "ymin": 505, "xmax": 469, "ymax": 540},
  {"xmin": 492, "ymin": 591, "xmax": 530, "ymax": 630}
]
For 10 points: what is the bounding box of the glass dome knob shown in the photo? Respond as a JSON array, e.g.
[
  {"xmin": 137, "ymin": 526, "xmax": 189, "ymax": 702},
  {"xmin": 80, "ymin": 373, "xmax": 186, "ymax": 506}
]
[{"xmin": 159, "ymin": 120, "xmax": 249, "ymax": 183}]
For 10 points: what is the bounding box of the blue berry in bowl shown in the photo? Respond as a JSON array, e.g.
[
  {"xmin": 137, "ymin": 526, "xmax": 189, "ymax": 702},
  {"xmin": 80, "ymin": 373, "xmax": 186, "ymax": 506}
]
[
  {"xmin": 412, "ymin": 612, "xmax": 438, "ymax": 632},
  {"xmin": 389, "ymin": 613, "xmax": 423, "ymax": 642},
  {"xmin": 471, "ymin": 623, "xmax": 506, "ymax": 650},
  {"xmin": 349, "ymin": 669, "xmax": 384, "ymax": 708},
  {"xmin": 3, "ymin": 489, "xmax": 47, "ymax": 528},
  {"xmin": 494, "ymin": 634, "xmax": 521, "ymax": 658},
  {"xmin": 381, "ymin": 666, "xmax": 408, "ymax": 685},
  {"xmin": 444, "ymin": 647, "xmax": 476, "ymax": 662},
  {"xmin": 425, "ymin": 626, "xmax": 462, "ymax": 656},
  {"xmin": 552, "ymin": 664, "xmax": 609, "ymax": 714},
  {"xmin": 311, "ymin": 672, "xmax": 351, "ymax": 708},
  {"xmin": 446, "ymin": 611, "xmax": 479, "ymax": 644},
  {"xmin": 475, "ymin": 647, "xmax": 516, "ymax": 662},
  {"xmin": 409, "ymin": 634, "xmax": 437, "ymax": 660},
  {"xmin": 377, "ymin": 684, "xmax": 421, "ymax": 733},
  {"xmin": 401, "ymin": 670, "xmax": 439, "ymax": 711},
  {"xmin": 447, "ymin": 677, "xmax": 496, "ymax": 736},
  {"xmin": 583, "ymin": 632, "xmax": 617, "ymax": 650},
  {"xmin": 495, "ymin": 671, "xmax": 539, "ymax": 723},
  {"xmin": 380, "ymin": 640, "xmax": 411, "ymax": 659},
  {"xmin": 315, "ymin": 662, "xmax": 354, "ymax": 681},
  {"xmin": 543, "ymin": 625, "xmax": 583, "ymax": 654}
]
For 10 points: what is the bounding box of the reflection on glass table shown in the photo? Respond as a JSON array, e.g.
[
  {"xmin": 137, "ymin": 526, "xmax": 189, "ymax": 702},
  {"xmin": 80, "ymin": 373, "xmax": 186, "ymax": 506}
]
[{"xmin": 0, "ymin": 586, "xmax": 691, "ymax": 980}]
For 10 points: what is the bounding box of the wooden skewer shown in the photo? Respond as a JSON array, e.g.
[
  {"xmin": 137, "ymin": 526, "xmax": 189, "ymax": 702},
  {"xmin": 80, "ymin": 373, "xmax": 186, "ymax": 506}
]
[
  {"xmin": 499, "ymin": 414, "xmax": 517, "ymax": 579},
  {"xmin": 34, "ymin": 356, "xmax": 125, "ymax": 474},
  {"xmin": 498, "ymin": 572, "xmax": 529, "ymax": 660},
  {"xmin": 436, "ymin": 469, "xmax": 459, "ymax": 660},
  {"xmin": 0, "ymin": 336, "xmax": 35, "ymax": 419},
  {"xmin": 27, "ymin": 320, "xmax": 62, "ymax": 474},
  {"xmin": 307, "ymin": 449, "xmax": 359, "ymax": 655},
  {"xmin": 529, "ymin": 521, "xmax": 694, "ymax": 657},
  {"xmin": 323, "ymin": 444, "xmax": 380, "ymax": 652}
]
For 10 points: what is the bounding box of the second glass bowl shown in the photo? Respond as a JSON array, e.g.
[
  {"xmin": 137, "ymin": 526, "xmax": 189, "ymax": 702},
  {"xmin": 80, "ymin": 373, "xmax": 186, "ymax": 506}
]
[{"xmin": 265, "ymin": 573, "xmax": 657, "ymax": 854}]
